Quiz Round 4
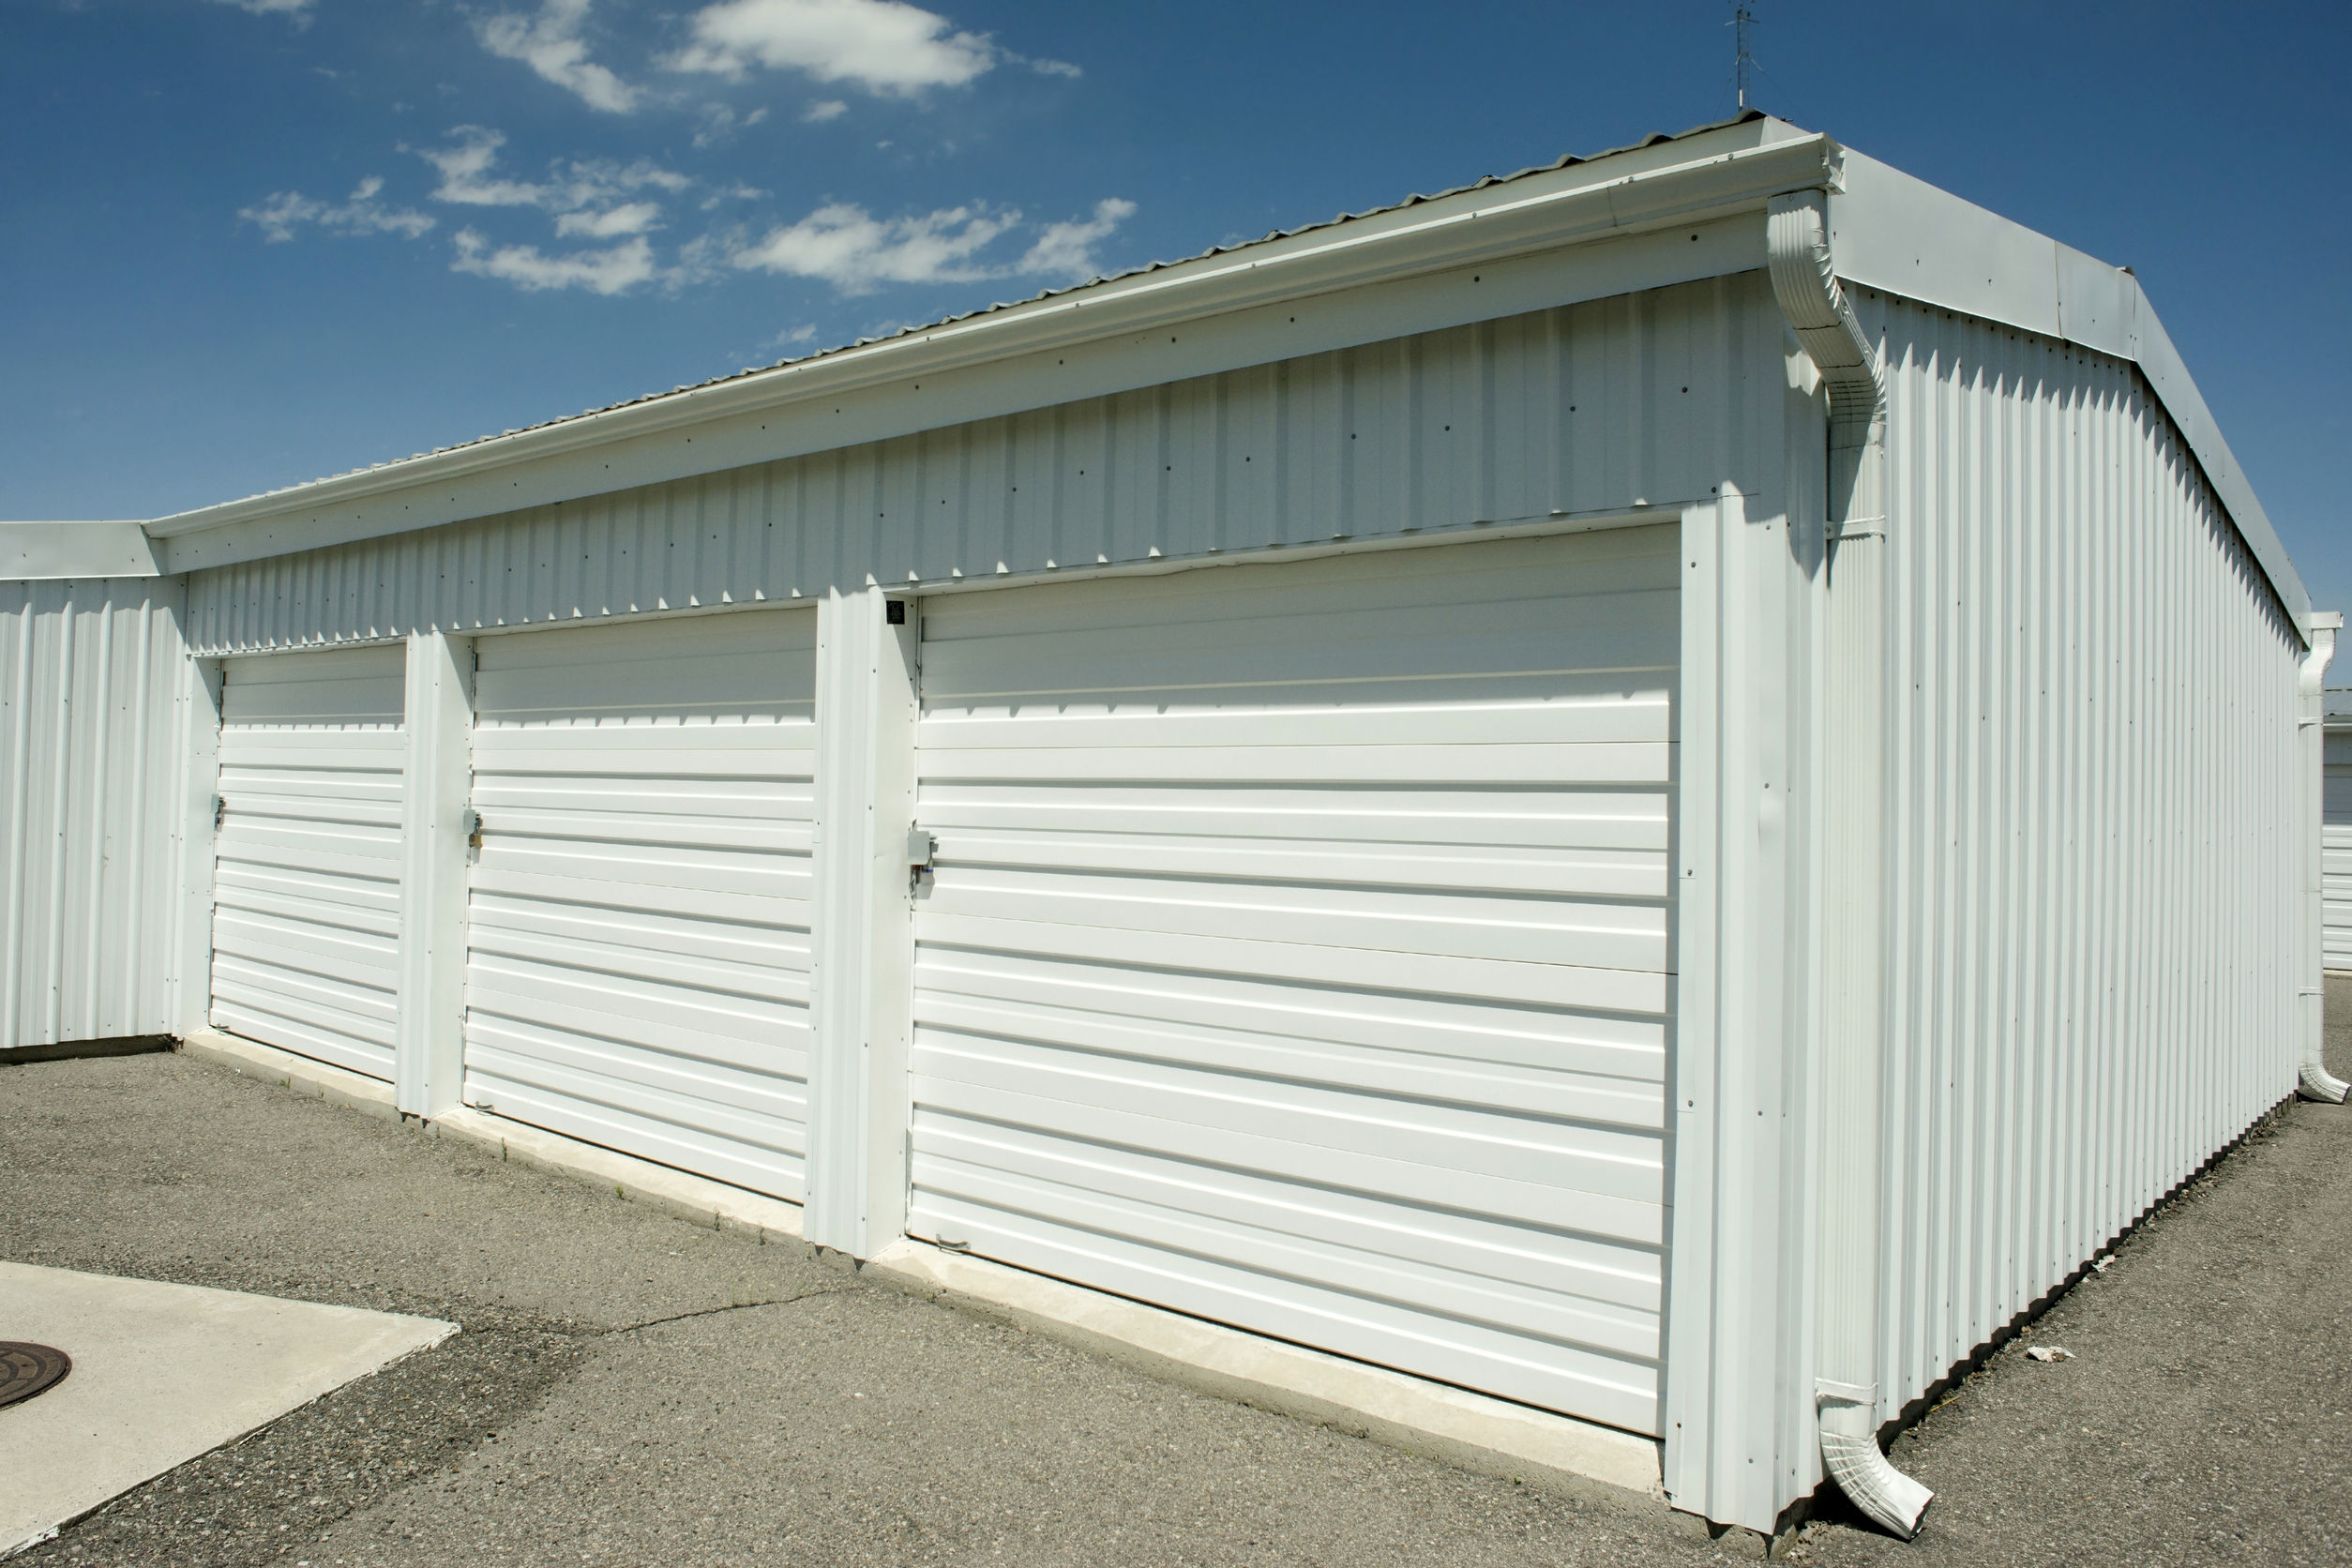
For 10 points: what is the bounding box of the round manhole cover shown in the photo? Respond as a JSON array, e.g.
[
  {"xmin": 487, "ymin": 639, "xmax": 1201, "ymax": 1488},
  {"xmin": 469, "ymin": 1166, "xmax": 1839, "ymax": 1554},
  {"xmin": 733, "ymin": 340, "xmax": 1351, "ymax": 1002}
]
[{"xmin": 0, "ymin": 1342, "xmax": 72, "ymax": 1409}]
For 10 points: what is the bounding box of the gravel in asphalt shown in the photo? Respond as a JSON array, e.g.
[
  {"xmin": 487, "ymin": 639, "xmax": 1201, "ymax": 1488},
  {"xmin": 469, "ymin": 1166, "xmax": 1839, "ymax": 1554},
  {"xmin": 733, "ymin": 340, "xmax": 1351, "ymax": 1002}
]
[{"xmin": 3, "ymin": 983, "xmax": 2348, "ymax": 1567}]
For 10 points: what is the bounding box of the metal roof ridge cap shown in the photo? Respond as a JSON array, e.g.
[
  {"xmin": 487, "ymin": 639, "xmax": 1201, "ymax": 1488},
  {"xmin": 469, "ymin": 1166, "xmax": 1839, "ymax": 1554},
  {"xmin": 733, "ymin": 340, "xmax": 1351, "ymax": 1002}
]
[{"xmin": 145, "ymin": 135, "xmax": 1834, "ymax": 543}]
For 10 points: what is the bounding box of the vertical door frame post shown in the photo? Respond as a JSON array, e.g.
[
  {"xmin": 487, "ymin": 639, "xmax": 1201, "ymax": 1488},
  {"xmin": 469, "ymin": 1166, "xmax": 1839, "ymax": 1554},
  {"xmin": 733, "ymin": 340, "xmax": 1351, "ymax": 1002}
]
[
  {"xmin": 807, "ymin": 585, "xmax": 921, "ymax": 1257},
  {"xmin": 396, "ymin": 630, "xmax": 475, "ymax": 1119},
  {"xmin": 174, "ymin": 653, "xmax": 224, "ymax": 1038}
]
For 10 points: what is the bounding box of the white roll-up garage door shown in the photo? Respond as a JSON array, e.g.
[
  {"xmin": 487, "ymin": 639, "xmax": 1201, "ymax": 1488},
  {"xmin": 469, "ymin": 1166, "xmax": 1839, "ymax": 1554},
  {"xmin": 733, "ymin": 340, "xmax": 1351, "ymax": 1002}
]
[
  {"xmin": 211, "ymin": 645, "xmax": 408, "ymax": 1079},
  {"xmin": 461, "ymin": 610, "xmax": 819, "ymax": 1201},
  {"xmin": 908, "ymin": 524, "xmax": 1679, "ymax": 1436},
  {"xmin": 2327, "ymin": 726, "xmax": 2352, "ymax": 972}
]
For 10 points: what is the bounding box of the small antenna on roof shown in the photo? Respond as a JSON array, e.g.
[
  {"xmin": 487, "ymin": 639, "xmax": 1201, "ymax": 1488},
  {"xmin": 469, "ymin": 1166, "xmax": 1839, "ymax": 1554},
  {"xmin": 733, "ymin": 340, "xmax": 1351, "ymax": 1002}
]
[{"xmin": 1729, "ymin": 3, "xmax": 1758, "ymax": 111}]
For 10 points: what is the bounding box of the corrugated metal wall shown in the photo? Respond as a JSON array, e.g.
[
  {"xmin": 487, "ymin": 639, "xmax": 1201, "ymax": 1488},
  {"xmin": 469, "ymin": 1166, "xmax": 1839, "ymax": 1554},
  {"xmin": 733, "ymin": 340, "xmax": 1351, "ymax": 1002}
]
[
  {"xmin": 0, "ymin": 578, "xmax": 188, "ymax": 1049},
  {"xmin": 1866, "ymin": 288, "xmax": 2304, "ymax": 1419},
  {"xmin": 184, "ymin": 274, "xmax": 1785, "ymax": 655}
]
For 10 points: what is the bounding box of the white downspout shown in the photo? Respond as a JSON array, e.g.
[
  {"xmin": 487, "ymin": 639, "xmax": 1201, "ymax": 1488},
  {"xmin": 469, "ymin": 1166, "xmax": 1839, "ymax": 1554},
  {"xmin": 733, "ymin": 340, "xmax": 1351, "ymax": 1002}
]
[
  {"xmin": 1767, "ymin": 185, "xmax": 1933, "ymax": 1540},
  {"xmin": 2299, "ymin": 612, "xmax": 2344, "ymax": 1102}
]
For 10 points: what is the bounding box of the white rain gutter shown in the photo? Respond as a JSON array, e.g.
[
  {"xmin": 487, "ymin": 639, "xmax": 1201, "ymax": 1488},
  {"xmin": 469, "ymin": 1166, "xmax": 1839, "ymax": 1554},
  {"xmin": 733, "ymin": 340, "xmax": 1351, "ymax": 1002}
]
[
  {"xmin": 2299, "ymin": 612, "xmax": 2344, "ymax": 1102},
  {"xmin": 1766, "ymin": 186, "xmax": 1934, "ymax": 1540}
]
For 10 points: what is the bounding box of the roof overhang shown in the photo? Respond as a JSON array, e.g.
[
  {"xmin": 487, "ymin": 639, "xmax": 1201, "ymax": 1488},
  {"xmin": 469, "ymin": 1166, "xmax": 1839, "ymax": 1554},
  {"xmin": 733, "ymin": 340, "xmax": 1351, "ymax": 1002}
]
[{"xmin": 23, "ymin": 116, "xmax": 2310, "ymax": 634}]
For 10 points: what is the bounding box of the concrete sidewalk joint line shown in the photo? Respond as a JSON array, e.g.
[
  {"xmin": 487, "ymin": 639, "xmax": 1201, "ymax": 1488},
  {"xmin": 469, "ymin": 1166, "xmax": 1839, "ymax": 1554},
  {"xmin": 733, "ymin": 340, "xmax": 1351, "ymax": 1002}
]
[{"xmin": 860, "ymin": 1239, "xmax": 1667, "ymax": 1501}]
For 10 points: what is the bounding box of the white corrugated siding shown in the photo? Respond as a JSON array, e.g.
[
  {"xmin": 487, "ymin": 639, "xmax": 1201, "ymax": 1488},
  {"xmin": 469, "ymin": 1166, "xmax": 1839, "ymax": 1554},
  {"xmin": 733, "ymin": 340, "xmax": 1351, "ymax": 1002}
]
[
  {"xmin": 2326, "ymin": 727, "xmax": 2352, "ymax": 972},
  {"xmin": 907, "ymin": 525, "xmax": 1678, "ymax": 1436},
  {"xmin": 0, "ymin": 579, "xmax": 187, "ymax": 1049},
  {"xmin": 182, "ymin": 275, "xmax": 1784, "ymax": 656},
  {"xmin": 463, "ymin": 609, "xmax": 819, "ymax": 1199},
  {"xmin": 210, "ymin": 645, "xmax": 408, "ymax": 1078},
  {"xmin": 1866, "ymin": 287, "xmax": 2305, "ymax": 1419}
]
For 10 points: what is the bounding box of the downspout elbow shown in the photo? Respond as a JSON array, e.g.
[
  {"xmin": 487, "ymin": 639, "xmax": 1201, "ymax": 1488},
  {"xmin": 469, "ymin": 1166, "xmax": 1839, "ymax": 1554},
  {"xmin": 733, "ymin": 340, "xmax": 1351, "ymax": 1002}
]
[{"xmin": 1818, "ymin": 1386, "xmax": 1932, "ymax": 1540}]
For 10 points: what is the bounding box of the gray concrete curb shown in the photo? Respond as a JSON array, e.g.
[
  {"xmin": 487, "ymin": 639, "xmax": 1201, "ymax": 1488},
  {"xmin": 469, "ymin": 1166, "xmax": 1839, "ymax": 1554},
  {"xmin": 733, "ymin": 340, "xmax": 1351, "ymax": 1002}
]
[
  {"xmin": 175, "ymin": 1030, "xmax": 807, "ymax": 1252},
  {"xmin": 859, "ymin": 1239, "xmax": 1666, "ymax": 1504}
]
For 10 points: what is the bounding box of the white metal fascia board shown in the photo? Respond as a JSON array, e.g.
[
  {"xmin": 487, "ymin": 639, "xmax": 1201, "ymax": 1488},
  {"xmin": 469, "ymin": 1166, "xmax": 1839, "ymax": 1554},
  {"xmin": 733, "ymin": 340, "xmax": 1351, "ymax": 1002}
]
[
  {"xmin": 145, "ymin": 125, "xmax": 1835, "ymax": 572},
  {"xmin": 0, "ymin": 522, "xmax": 164, "ymax": 580},
  {"xmin": 1829, "ymin": 147, "xmax": 2311, "ymax": 630}
]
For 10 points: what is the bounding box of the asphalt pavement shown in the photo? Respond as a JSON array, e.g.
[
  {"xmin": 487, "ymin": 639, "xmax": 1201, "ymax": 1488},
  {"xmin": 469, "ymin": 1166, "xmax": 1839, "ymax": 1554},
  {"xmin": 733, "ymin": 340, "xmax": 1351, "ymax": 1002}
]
[{"xmin": 4, "ymin": 982, "xmax": 2348, "ymax": 1568}]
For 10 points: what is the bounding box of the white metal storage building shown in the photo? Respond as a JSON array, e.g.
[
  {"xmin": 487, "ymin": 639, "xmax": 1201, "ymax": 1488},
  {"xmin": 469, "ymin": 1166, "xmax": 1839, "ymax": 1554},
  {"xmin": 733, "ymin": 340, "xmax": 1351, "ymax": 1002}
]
[{"xmin": 1, "ymin": 113, "xmax": 2331, "ymax": 1539}]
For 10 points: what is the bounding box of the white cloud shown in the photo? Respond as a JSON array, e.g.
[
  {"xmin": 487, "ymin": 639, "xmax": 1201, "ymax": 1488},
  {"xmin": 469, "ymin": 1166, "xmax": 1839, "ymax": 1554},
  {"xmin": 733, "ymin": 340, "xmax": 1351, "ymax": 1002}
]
[
  {"xmin": 1028, "ymin": 57, "xmax": 1082, "ymax": 78},
  {"xmin": 1018, "ymin": 197, "xmax": 1135, "ymax": 280},
  {"xmin": 698, "ymin": 182, "xmax": 770, "ymax": 212},
  {"xmin": 240, "ymin": 177, "xmax": 436, "ymax": 243},
  {"xmin": 802, "ymin": 98, "xmax": 848, "ymax": 122},
  {"xmin": 417, "ymin": 128, "xmax": 549, "ymax": 206},
  {"xmin": 692, "ymin": 102, "xmax": 772, "ymax": 147},
  {"xmin": 207, "ymin": 0, "xmax": 312, "ymax": 21},
  {"xmin": 665, "ymin": 0, "xmax": 994, "ymax": 97},
  {"xmin": 556, "ymin": 201, "xmax": 663, "ymax": 237},
  {"xmin": 418, "ymin": 128, "xmax": 687, "ymax": 217},
  {"xmin": 476, "ymin": 0, "xmax": 640, "ymax": 113},
  {"xmin": 452, "ymin": 230, "xmax": 656, "ymax": 294},
  {"xmin": 731, "ymin": 201, "xmax": 1018, "ymax": 293}
]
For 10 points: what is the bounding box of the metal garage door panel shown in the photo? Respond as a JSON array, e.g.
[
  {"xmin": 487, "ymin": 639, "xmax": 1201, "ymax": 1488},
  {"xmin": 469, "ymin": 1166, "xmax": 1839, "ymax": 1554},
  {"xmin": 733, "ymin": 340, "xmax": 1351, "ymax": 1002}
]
[
  {"xmin": 909, "ymin": 525, "xmax": 1678, "ymax": 1437},
  {"xmin": 462, "ymin": 611, "xmax": 817, "ymax": 1202},
  {"xmin": 211, "ymin": 645, "xmax": 407, "ymax": 1080}
]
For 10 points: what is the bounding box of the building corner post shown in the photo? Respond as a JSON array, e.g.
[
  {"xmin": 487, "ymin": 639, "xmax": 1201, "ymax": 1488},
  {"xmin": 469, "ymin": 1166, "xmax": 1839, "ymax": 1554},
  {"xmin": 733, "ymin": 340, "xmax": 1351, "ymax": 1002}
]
[
  {"xmin": 173, "ymin": 652, "xmax": 225, "ymax": 1040},
  {"xmin": 2299, "ymin": 612, "xmax": 2343, "ymax": 1102},
  {"xmin": 1768, "ymin": 185, "xmax": 1931, "ymax": 1540}
]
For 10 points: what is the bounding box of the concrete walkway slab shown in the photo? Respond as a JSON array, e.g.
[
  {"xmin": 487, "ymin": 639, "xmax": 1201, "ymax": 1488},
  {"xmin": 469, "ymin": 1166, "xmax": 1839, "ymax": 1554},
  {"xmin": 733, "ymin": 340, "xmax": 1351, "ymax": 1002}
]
[{"xmin": 0, "ymin": 1263, "xmax": 452, "ymax": 1556}]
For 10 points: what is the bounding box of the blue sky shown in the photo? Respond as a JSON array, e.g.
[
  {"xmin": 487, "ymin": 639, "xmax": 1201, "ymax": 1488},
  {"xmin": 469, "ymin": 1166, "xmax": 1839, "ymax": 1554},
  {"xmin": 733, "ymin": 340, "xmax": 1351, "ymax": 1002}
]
[{"xmin": 6, "ymin": 0, "xmax": 2347, "ymax": 611}]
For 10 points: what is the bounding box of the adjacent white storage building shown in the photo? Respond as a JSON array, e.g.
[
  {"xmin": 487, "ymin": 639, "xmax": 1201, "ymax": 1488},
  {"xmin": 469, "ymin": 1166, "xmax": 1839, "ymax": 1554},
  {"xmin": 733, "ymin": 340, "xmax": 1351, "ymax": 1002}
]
[
  {"xmin": 2325, "ymin": 686, "xmax": 2352, "ymax": 973},
  {"xmin": 1, "ymin": 114, "xmax": 2329, "ymax": 1539}
]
